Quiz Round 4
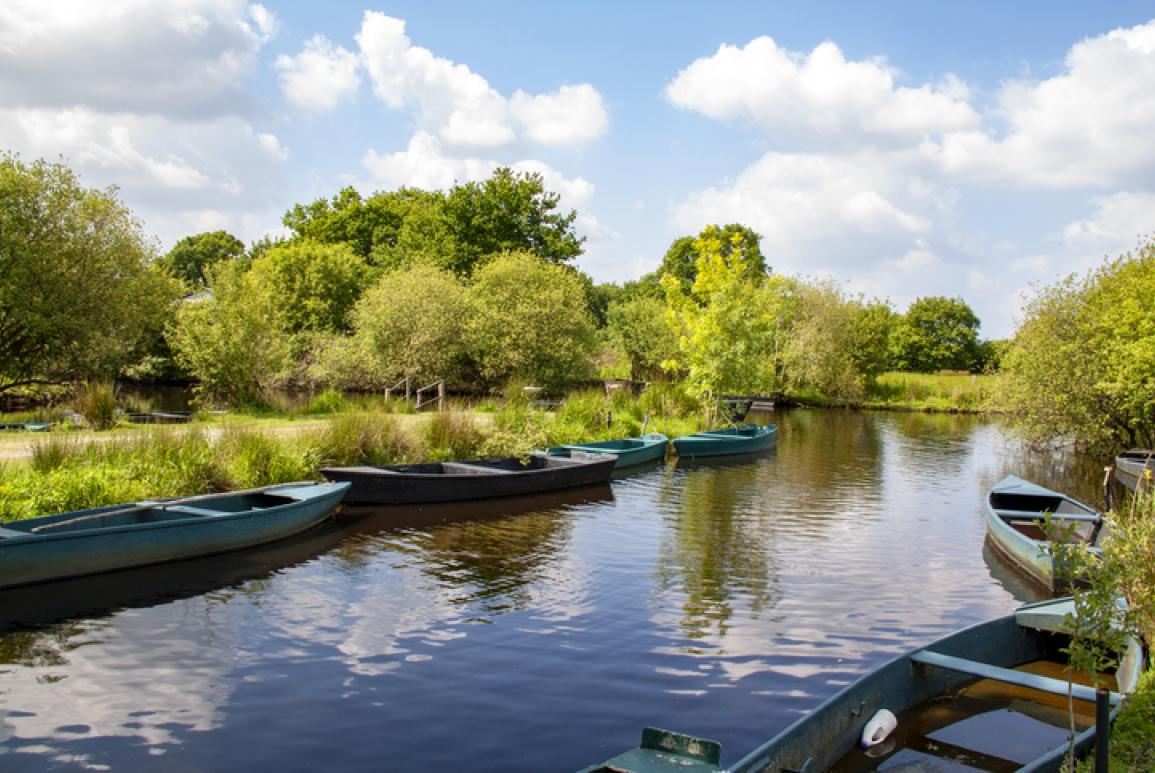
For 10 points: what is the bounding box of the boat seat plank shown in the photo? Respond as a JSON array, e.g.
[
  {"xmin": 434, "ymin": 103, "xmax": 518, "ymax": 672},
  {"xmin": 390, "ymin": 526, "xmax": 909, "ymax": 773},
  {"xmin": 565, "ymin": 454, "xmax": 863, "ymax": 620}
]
[
  {"xmin": 994, "ymin": 509, "xmax": 1099, "ymax": 523},
  {"xmin": 162, "ymin": 505, "xmax": 223, "ymax": 517},
  {"xmin": 911, "ymin": 650, "xmax": 1118, "ymax": 706},
  {"xmin": 441, "ymin": 462, "xmax": 516, "ymax": 475},
  {"xmin": 0, "ymin": 527, "xmax": 29, "ymax": 539}
]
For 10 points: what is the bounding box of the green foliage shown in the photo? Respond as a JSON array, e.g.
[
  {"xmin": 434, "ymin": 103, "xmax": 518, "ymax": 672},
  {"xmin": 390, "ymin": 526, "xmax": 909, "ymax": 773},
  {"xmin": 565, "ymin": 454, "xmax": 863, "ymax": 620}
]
[
  {"xmin": 658, "ymin": 225, "xmax": 767, "ymax": 293},
  {"xmin": 607, "ymin": 295, "xmax": 680, "ymax": 381},
  {"xmin": 466, "ymin": 252, "xmax": 598, "ymax": 388},
  {"xmin": 246, "ymin": 239, "xmax": 372, "ymax": 336},
  {"xmin": 1002, "ymin": 241, "xmax": 1155, "ymax": 451},
  {"xmin": 0, "ymin": 154, "xmax": 181, "ymax": 393},
  {"xmin": 167, "ymin": 260, "xmax": 293, "ymax": 407},
  {"xmin": 307, "ymin": 388, "xmax": 347, "ymax": 415},
  {"xmin": 783, "ymin": 281, "xmax": 872, "ymax": 400},
  {"xmin": 442, "ymin": 167, "xmax": 584, "ymax": 273},
  {"xmin": 347, "ymin": 263, "xmax": 469, "ymax": 385},
  {"xmin": 663, "ymin": 228, "xmax": 794, "ymax": 404},
  {"xmin": 866, "ymin": 371, "xmax": 994, "ymax": 411},
  {"xmin": 158, "ymin": 230, "xmax": 245, "ymax": 287},
  {"xmin": 216, "ymin": 429, "xmax": 314, "ymax": 488},
  {"xmin": 890, "ymin": 296, "xmax": 983, "ymax": 373},
  {"xmin": 74, "ymin": 381, "xmax": 120, "ymax": 430},
  {"xmin": 313, "ymin": 412, "xmax": 412, "ymax": 466},
  {"xmin": 422, "ymin": 410, "xmax": 484, "ymax": 461}
]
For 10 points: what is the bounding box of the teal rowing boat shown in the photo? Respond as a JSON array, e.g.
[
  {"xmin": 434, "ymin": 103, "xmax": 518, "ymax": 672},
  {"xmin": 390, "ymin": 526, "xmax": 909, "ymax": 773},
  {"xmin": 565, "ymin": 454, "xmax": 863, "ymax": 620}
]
[
  {"xmin": 671, "ymin": 424, "xmax": 777, "ymax": 458},
  {"xmin": 0, "ymin": 482, "xmax": 350, "ymax": 589},
  {"xmin": 546, "ymin": 433, "xmax": 669, "ymax": 468},
  {"xmin": 581, "ymin": 596, "xmax": 1144, "ymax": 772}
]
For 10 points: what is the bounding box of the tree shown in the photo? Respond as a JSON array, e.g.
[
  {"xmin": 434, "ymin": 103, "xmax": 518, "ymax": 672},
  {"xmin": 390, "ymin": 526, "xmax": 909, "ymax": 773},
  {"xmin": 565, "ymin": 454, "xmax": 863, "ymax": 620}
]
[
  {"xmin": 167, "ymin": 261, "xmax": 293, "ymax": 407},
  {"xmin": 443, "ymin": 168, "xmax": 584, "ymax": 274},
  {"xmin": 466, "ymin": 252, "xmax": 597, "ymax": 388},
  {"xmin": 783, "ymin": 281, "xmax": 870, "ymax": 399},
  {"xmin": 663, "ymin": 228, "xmax": 794, "ymax": 404},
  {"xmin": 659, "ymin": 224, "xmax": 767, "ymax": 295},
  {"xmin": 159, "ymin": 230, "xmax": 244, "ymax": 287},
  {"xmin": 607, "ymin": 296, "xmax": 679, "ymax": 381},
  {"xmin": 343, "ymin": 264, "xmax": 470, "ymax": 386},
  {"xmin": 889, "ymin": 296, "xmax": 982, "ymax": 372},
  {"xmin": 245, "ymin": 240, "xmax": 373, "ymax": 337},
  {"xmin": 1002, "ymin": 241, "xmax": 1155, "ymax": 451},
  {"xmin": 0, "ymin": 155, "xmax": 180, "ymax": 393}
]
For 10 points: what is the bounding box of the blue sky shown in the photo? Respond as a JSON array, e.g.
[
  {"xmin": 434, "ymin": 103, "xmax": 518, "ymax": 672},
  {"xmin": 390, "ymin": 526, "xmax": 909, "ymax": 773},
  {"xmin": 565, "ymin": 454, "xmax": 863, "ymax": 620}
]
[{"xmin": 3, "ymin": 2, "xmax": 1155, "ymax": 337}]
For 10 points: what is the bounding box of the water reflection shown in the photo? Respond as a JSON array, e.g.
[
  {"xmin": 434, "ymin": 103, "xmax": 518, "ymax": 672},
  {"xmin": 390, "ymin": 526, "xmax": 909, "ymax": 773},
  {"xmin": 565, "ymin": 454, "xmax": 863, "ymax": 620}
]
[{"xmin": 0, "ymin": 410, "xmax": 1120, "ymax": 772}]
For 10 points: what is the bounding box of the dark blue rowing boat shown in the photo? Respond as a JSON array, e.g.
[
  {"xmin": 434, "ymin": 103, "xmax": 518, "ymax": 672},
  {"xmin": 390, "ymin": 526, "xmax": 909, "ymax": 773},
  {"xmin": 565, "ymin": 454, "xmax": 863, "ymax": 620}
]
[{"xmin": 0, "ymin": 482, "xmax": 350, "ymax": 590}]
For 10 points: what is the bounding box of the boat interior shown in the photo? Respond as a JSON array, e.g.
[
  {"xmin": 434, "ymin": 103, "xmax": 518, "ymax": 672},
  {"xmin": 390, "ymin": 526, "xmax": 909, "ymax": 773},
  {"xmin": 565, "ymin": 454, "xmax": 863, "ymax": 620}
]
[
  {"xmin": 989, "ymin": 491, "xmax": 1100, "ymax": 543},
  {"xmin": 9, "ymin": 492, "xmax": 301, "ymax": 535}
]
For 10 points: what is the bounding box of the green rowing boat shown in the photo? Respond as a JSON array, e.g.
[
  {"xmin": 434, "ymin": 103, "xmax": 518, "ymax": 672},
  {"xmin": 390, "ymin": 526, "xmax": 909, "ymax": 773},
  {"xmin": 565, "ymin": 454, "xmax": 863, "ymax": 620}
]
[
  {"xmin": 671, "ymin": 424, "xmax": 777, "ymax": 459},
  {"xmin": 546, "ymin": 433, "xmax": 669, "ymax": 468}
]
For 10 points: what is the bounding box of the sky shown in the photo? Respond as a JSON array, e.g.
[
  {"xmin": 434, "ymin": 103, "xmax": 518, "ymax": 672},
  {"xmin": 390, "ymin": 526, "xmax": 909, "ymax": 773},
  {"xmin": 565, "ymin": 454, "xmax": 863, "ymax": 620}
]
[{"xmin": 3, "ymin": 1, "xmax": 1155, "ymax": 338}]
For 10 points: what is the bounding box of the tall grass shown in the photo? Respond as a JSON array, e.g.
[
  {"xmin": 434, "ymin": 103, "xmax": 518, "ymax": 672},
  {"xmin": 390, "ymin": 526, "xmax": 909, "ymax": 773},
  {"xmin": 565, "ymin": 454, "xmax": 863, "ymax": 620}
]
[
  {"xmin": 422, "ymin": 410, "xmax": 484, "ymax": 461},
  {"xmin": 864, "ymin": 372, "xmax": 997, "ymax": 411},
  {"xmin": 74, "ymin": 381, "xmax": 120, "ymax": 429},
  {"xmin": 311, "ymin": 411, "xmax": 412, "ymax": 466}
]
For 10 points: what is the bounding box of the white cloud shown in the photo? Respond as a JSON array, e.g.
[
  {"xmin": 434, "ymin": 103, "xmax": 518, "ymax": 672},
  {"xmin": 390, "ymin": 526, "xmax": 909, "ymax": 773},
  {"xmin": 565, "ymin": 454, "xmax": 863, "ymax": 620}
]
[
  {"xmin": 510, "ymin": 84, "xmax": 609, "ymax": 146},
  {"xmin": 665, "ymin": 37, "xmax": 979, "ymax": 147},
  {"xmin": 926, "ymin": 20, "xmax": 1155, "ymax": 187},
  {"xmin": 1060, "ymin": 191, "xmax": 1155, "ymax": 255},
  {"xmin": 672, "ymin": 150, "xmax": 930, "ymax": 272},
  {"xmin": 363, "ymin": 131, "xmax": 499, "ymax": 190},
  {"xmin": 0, "ymin": 0, "xmax": 274, "ymax": 118},
  {"xmin": 275, "ymin": 35, "xmax": 361, "ymax": 112},
  {"xmin": 355, "ymin": 11, "xmax": 607, "ymax": 149}
]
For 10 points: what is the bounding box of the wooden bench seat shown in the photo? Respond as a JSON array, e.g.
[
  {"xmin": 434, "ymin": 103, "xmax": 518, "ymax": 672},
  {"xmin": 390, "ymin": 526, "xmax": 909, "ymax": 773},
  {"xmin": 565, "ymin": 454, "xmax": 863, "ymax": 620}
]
[{"xmin": 911, "ymin": 650, "xmax": 1118, "ymax": 705}]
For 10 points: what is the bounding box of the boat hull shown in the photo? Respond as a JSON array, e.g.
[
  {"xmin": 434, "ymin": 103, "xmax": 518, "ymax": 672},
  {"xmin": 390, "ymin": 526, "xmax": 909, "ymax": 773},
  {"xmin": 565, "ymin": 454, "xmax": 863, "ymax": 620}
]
[
  {"xmin": 0, "ymin": 482, "xmax": 349, "ymax": 590},
  {"xmin": 548, "ymin": 434, "xmax": 668, "ymax": 469},
  {"xmin": 671, "ymin": 424, "xmax": 777, "ymax": 458},
  {"xmin": 1115, "ymin": 450, "xmax": 1153, "ymax": 493},
  {"xmin": 322, "ymin": 455, "xmax": 617, "ymax": 505},
  {"xmin": 983, "ymin": 475, "xmax": 1101, "ymax": 590}
]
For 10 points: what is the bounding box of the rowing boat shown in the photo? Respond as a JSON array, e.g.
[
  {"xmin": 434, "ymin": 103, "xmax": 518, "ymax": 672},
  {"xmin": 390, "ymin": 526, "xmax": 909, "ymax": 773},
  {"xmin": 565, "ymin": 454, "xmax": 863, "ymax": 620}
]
[
  {"xmin": 671, "ymin": 424, "xmax": 777, "ymax": 459},
  {"xmin": 984, "ymin": 475, "xmax": 1104, "ymax": 590},
  {"xmin": 1114, "ymin": 449, "xmax": 1153, "ymax": 493},
  {"xmin": 321, "ymin": 453, "xmax": 617, "ymax": 505},
  {"xmin": 0, "ymin": 482, "xmax": 350, "ymax": 590},
  {"xmin": 582, "ymin": 596, "xmax": 1144, "ymax": 772},
  {"xmin": 546, "ymin": 433, "xmax": 668, "ymax": 468}
]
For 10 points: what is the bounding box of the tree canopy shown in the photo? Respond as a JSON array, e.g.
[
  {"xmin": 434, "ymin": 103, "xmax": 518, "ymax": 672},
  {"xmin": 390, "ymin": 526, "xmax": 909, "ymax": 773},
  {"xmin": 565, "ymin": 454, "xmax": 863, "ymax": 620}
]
[
  {"xmin": 658, "ymin": 224, "xmax": 767, "ymax": 294},
  {"xmin": 889, "ymin": 296, "xmax": 983, "ymax": 372},
  {"xmin": 1002, "ymin": 240, "xmax": 1155, "ymax": 451},
  {"xmin": 158, "ymin": 230, "xmax": 245, "ymax": 288},
  {"xmin": 0, "ymin": 155, "xmax": 178, "ymax": 393}
]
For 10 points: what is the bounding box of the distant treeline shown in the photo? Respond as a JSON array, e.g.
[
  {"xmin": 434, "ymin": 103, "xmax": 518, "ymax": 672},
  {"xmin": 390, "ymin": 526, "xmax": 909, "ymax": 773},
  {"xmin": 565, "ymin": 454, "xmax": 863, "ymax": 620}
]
[{"xmin": 3, "ymin": 153, "xmax": 1152, "ymax": 453}]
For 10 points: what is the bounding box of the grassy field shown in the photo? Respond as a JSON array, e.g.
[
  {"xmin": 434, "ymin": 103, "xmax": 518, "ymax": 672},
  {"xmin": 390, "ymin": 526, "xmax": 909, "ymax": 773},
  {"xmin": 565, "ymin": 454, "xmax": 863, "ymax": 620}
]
[{"xmin": 861, "ymin": 371, "xmax": 1000, "ymax": 412}]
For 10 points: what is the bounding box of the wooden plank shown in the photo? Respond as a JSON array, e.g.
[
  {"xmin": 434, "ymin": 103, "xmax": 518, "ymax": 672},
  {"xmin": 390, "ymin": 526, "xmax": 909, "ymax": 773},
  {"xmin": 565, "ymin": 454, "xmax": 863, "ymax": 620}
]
[
  {"xmin": 911, "ymin": 650, "xmax": 1118, "ymax": 705},
  {"xmin": 994, "ymin": 509, "xmax": 1099, "ymax": 523}
]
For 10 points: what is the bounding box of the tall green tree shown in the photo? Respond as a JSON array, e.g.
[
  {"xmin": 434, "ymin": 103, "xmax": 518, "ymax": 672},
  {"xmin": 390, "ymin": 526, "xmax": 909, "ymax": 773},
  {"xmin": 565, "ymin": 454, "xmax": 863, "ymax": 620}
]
[
  {"xmin": 607, "ymin": 296, "xmax": 680, "ymax": 381},
  {"xmin": 442, "ymin": 168, "xmax": 584, "ymax": 274},
  {"xmin": 659, "ymin": 224, "xmax": 767, "ymax": 295},
  {"xmin": 158, "ymin": 230, "xmax": 245, "ymax": 287},
  {"xmin": 663, "ymin": 227, "xmax": 793, "ymax": 403},
  {"xmin": 890, "ymin": 296, "xmax": 982, "ymax": 372},
  {"xmin": 0, "ymin": 155, "xmax": 179, "ymax": 393},
  {"xmin": 466, "ymin": 251, "xmax": 597, "ymax": 388},
  {"xmin": 167, "ymin": 261, "xmax": 293, "ymax": 407},
  {"xmin": 1003, "ymin": 241, "xmax": 1155, "ymax": 451}
]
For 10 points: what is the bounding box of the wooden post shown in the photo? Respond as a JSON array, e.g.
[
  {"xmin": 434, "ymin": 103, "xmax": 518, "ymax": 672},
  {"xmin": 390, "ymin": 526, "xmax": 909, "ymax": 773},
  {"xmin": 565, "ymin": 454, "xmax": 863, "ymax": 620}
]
[
  {"xmin": 438, "ymin": 381, "xmax": 445, "ymax": 412},
  {"xmin": 405, "ymin": 376, "xmax": 412, "ymax": 402}
]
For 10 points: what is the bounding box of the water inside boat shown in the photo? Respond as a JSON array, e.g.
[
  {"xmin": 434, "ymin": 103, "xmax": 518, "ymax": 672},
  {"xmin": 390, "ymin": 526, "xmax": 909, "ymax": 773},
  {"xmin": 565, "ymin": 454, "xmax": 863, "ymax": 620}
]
[{"xmin": 831, "ymin": 660, "xmax": 1111, "ymax": 772}]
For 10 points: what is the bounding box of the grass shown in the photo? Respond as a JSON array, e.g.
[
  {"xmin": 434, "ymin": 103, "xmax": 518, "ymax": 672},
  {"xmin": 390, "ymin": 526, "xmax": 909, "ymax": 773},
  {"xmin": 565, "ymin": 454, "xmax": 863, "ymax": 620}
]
[{"xmin": 862, "ymin": 371, "xmax": 999, "ymax": 412}]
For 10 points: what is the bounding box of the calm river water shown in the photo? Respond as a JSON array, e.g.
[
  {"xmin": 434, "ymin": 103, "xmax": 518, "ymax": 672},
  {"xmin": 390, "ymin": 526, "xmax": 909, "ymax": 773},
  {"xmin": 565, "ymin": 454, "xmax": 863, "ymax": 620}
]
[{"xmin": 0, "ymin": 409, "xmax": 1113, "ymax": 771}]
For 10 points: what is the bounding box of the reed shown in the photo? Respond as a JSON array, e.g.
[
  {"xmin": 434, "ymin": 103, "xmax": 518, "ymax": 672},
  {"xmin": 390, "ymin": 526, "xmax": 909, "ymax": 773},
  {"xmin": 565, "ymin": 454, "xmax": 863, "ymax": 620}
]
[
  {"xmin": 74, "ymin": 381, "xmax": 120, "ymax": 430},
  {"xmin": 422, "ymin": 410, "xmax": 484, "ymax": 461},
  {"xmin": 311, "ymin": 411, "xmax": 412, "ymax": 466}
]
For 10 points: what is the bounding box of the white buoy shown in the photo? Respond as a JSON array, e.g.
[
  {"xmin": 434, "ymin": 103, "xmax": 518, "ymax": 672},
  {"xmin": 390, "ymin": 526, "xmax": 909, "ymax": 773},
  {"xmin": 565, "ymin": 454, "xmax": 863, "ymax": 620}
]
[{"xmin": 860, "ymin": 708, "xmax": 898, "ymax": 748}]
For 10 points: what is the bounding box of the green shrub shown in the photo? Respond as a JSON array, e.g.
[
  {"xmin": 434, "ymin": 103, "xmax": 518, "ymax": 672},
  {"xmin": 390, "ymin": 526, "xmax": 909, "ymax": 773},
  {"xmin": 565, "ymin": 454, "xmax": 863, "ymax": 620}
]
[
  {"xmin": 217, "ymin": 429, "xmax": 313, "ymax": 488},
  {"xmin": 74, "ymin": 381, "xmax": 120, "ymax": 430},
  {"xmin": 307, "ymin": 388, "xmax": 347, "ymax": 415}
]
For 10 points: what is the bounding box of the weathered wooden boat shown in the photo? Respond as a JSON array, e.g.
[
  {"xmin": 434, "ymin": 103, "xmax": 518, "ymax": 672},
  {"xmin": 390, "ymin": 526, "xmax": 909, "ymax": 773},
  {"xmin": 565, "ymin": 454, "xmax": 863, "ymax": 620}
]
[
  {"xmin": 126, "ymin": 410, "xmax": 194, "ymax": 424},
  {"xmin": 0, "ymin": 481, "xmax": 350, "ymax": 590},
  {"xmin": 582, "ymin": 597, "xmax": 1144, "ymax": 773},
  {"xmin": 671, "ymin": 424, "xmax": 777, "ymax": 459},
  {"xmin": 1114, "ymin": 449, "xmax": 1153, "ymax": 493},
  {"xmin": 547, "ymin": 433, "xmax": 669, "ymax": 469},
  {"xmin": 321, "ymin": 454, "xmax": 617, "ymax": 505},
  {"xmin": 984, "ymin": 475, "xmax": 1104, "ymax": 590}
]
